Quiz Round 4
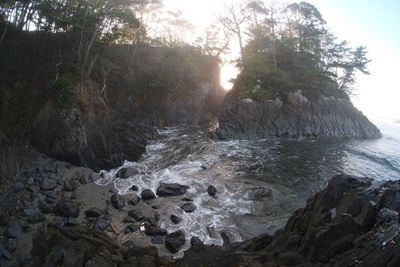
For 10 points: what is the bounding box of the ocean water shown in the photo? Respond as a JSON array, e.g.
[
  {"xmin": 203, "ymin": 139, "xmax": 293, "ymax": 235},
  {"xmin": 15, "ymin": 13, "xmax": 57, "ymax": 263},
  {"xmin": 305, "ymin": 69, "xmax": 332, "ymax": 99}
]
[{"xmin": 96, "ymin": 121, "xmax": 400, "ymax": 255}]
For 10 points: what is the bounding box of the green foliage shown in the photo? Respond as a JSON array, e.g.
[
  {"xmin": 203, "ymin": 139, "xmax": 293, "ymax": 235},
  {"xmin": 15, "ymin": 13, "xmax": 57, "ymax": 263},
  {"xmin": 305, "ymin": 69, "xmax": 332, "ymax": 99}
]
[
  {"xmin": 234, "ymin": 1, "xmax": 370, "ymax": 101},
  {"xmin": 54, "ymin": 76, "xmax": 75, "ymax": 108}
]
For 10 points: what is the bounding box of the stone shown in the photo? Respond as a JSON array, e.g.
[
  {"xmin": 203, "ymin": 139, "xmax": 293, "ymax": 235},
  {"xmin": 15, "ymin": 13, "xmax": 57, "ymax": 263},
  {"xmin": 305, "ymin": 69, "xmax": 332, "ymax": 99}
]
[
  {"xmin": 85, "ymin": 208, "xmax": 103, "ymax": 218},
  {"xmin": 128, "ymin": 209, "xmax": 145, "ymax": 221},
  {"xmin": 27, "ymin": 212, "xmax": 45, "ymax": 224},
  {"xmin": 94, "ymin": 215, "xmax": 111, "ymax": 232},
  {"xmin": 124, "ymin": 224, "xmax": 140, "ymax": 234},
  {"xmin": 54, "ymin": 199, "xmax": 80, "ymax": 218},
  {"xmin": 110, "ymin": 194, "xmax": 125, "ymax": 210},
  {"xmin": 156, "ymin": 183, "xmax": 189, "ymax": 196},
  {"xmin": 27, "ymin": 183, "xmax": 40, "ymax": 193},
  {"xmin": 128, "ymin": 194, "xmax": 140, "ymax": 206},
  {"xmin": 165, "ymin": 230, "xmax": 185, "ymax": 253},
  {"xmin": 207, "ymin": 186, "xmax": 217, "ymax": 196},
  {"xmin": 130, "ymin": 185, "xmax": 139, "ymax": 192},
  {"xmin": 63, "ymin": 179, "xmax": 77, "ymax": 191},
  {"xmin": 181, "ymin": 202, "xmax": 196, "ymax": 213},
  {"xmin": 40, "ymin": 178, "xmax": 57, "ymax": 191},
  {"xmin": 116, "ymin": 167, "xmax": 140, "ymax": 179},
  {"xmin": 145, "ymin": 225, "xmax": 167, "ymax": 236},
  {"xmin": 79, "ymin": 174, "xmax": 93, "ymax": 184},
  {"xmin": 141, "ymin": 189, "xmax": 156, "ymax": 201},
  {"xmin": 190, "ymin": 236, "xmax": 204, "ymax": 246},
  {"xmin": 0, "ymin": 244, "xmax": 12, "ymax": 260},
  {"xmin": 170, "ymin": 215, "xmax": 182, "ymax": 224}
]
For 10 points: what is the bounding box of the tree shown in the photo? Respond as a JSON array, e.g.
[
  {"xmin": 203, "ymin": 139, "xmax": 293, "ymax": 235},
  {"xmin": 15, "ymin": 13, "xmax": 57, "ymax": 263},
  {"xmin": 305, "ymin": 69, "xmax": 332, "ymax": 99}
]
[
  {"xmin": 219, "ymin": 1, "xmax": 252, "ymax": 63},
  {"xmin": 195, "ymin": 23, "xmax": 230, "ymax": 57}
]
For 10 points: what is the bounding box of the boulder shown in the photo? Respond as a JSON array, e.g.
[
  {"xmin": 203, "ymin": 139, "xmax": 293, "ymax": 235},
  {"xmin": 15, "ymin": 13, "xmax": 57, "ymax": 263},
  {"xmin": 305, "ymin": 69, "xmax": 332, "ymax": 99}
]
[
  {"xmin": 156, "ymin": 183, "xmax": 189, "ymax": 197},
  {"xmin": 40, "ymin": 178, "xmax": 57, "ymax": 191},
  {"xmin": 141, "ymin": 189, "xmax": 156, "ymax": 201},
  {"xmin": 165, "ymin": 230, "xmax": 186, "ymax": 253},
  {"xmin": 85, "ymin": 208, "xmax": 103, "ymax": 218},
  {"xmin": 207, "ymin": 186, "xmax": 217, "ymax": 196},
  {"xmin": 170, "ymin": 215, "xmax": 182, "ymax": 224},
  {"xmin": 54, "ymin": 199, "xmax": 80, "ymax": 218},
  {"xmin": 116, "ymin": 167, "xmax": 140, "ymax": 179},
  {"xmin": 181, "ymin": 203, "xmax": 196, "ymax": 213}
]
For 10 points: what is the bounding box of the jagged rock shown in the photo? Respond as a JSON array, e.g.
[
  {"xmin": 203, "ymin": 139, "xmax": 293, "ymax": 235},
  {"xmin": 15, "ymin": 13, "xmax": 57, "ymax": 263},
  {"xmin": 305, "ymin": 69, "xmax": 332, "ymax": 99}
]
[
  {"xmin": 207, "ymin": 185, "xmax": 217, "ymax": 196},
  {"xmin": 116, "ymin": 167, "xmax": 140, "ymax": 179},
  {"xmin": 141, "ymin": 189, "xmax": 156, "ymax": 201},
  {"xmin": 54, "ymin": 199, "xmax": 80, "ymax": 218},
  {"xmin": 156, "ymin": 183, "xmax": 189, "ymax": 196},
  {"xmin": 217, "ymin": 91, "xmax": 381, "ymax": 139},
  {"xmin": 165, "ymin": 230, "xmax": 186, "ymax": 253},
  {"xmin": 181, "ymin": 202, "xmax": 196, "ymax": 213},
  {"xmin": 170, "ymin": 214, "xmax": 182, "ymax": 224},
  {"xmin": 128, "ymin": 194, "xmax": 140, "ymax": 206}
]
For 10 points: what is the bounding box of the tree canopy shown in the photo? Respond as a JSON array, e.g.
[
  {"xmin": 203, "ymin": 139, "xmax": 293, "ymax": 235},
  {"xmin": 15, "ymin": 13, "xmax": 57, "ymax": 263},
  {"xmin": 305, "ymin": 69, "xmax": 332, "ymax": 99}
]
[{"xmin": 220, "ymin": 1, "xmax": 370, "ymax": 100}]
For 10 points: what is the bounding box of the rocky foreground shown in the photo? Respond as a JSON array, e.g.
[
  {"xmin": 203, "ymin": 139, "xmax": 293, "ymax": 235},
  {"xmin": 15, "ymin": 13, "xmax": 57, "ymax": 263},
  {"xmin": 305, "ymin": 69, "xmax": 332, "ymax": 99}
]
[
  {"xmin": 1, "ymin": 147, "xmax": 400, "ymax": 266},
  {"xmin": 217, "ymin": 91, "xmax": 382, "ymax": 139}
]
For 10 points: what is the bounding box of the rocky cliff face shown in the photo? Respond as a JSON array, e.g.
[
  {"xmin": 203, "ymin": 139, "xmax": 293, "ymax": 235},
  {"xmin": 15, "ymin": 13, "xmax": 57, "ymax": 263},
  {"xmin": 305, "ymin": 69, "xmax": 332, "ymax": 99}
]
[
  {"xmin": 31, "ymin": 81, "xmax": 157, "ymax": 171},
  {"xmin": 217, "ymin": 91, "xmax": 381, "ymax": 139}
]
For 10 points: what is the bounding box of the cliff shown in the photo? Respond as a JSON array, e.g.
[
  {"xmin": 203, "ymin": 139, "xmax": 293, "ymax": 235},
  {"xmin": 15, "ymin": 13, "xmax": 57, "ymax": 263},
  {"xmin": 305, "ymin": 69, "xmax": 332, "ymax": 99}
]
[{"xmin": 217, "ymin": 90, "xmax": 381, "ymax": 139}]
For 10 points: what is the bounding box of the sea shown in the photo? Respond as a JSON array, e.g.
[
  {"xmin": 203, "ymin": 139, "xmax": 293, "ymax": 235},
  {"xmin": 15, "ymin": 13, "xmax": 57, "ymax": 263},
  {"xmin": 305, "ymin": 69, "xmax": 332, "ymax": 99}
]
[{"xmin": 96, "ymin": 120, "xmax": 400, "ymax": 256}]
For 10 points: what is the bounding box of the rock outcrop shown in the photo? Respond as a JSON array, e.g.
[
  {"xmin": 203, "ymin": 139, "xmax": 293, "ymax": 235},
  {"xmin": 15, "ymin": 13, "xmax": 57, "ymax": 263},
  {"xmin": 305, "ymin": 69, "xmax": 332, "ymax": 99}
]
[
  {"xmin": 31, "ymin": 81, "xmax": 157, "ymax": 171},
  {"xmin": 217, "ymin": 91, "xmax": 381, "ymax": 139}
]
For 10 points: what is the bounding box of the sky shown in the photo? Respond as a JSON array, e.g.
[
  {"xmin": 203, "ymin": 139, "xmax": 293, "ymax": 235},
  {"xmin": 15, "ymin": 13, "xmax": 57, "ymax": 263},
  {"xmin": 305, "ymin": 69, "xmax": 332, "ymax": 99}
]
[{"xmin": 163, "ymin": 0, "xmax": 400, "ymax": 123}]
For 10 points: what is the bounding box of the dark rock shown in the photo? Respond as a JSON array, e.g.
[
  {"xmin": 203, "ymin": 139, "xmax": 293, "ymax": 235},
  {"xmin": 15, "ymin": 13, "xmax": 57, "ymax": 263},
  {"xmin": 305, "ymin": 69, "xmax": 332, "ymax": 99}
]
[
  {"xmin": 42, "ymin": 190, "xmax": 60, "ymax": 200},
  {"xmin": 6, "ymin": 238, "xmax": 17, "ymax": 253},
  {"xmin": 128, "ymin": 209, "xmax": 145, "ymax": 221},
  {"xmin": 116, "ymin": 167, "xmax": 140, "ymax": 178},
  {"xmin": 111, "ymin": 194, "xmax": 125, "ymax": 209},
  {"xmin": 40, "ymin": 178, "xmax": 57, "ymax": 191},
  {"xmin": 170, "ymin": 214, "xmax": 183, "ymax": 224},
  {"xmin": 165, "ymin": 230, "xmax": 186, "ymax": 253},
  {"xmin": 145, "ymin": 225, "xmax": 167, "ymax": 236},
  {"xmin": 54, "ymin": 199, "xmax": 80, "ymax": 218},
  {"xmin": 94, "ymin": 215, "xmax": 111, "ymax": 232},
  {"xmin": 181, "ymin": 202, "xmax": 196, "ymax": 213},
  {"xmin": 124, "ymin": 224, "xmax": 139, "ymax": 234},
  {"xmin": 130, "ymin": 185, "xmax": 139, "ymax": 192},
  {"xmin": 151, "ymin": 205, "xmax": 159, "ymax": 209},
  {"xmin": 181, "ymin": 198, "xmax": 193, "ymax": 202},
  {"xmin": 128, "ymin": 194, "xmax": 140, "ymax": 206},
  {"xmin": 190, "ymin": 236, "xmax": 204, "ymax": 246},
  {"xmin": 141, "ymin": 189, "xmax": 156, "ymax": 201},
  {"xmin": 207, "ymin": 185, "xmax": 217, "ymax": 196},
  {"xmin": 156, "ymin": 183, "xmax": 189, "ymax": 196},
  {"xmin": 151, "ymin": 235, "xmax": 164, "ymax": 245},
  {"xmin": 85, "ymin": 208, "xmax": 103, "ymax": 218},
  {"xmin": 63, "ymin": 179, "xmax": 77, "ymax": 191}
]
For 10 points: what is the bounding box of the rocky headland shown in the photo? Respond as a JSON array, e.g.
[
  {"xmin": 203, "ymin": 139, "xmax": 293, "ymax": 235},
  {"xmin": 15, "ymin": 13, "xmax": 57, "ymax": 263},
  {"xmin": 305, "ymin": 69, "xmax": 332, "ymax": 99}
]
[{"xmin": 217, "ymin": 90, "xmax": 381, "ymax": 140}]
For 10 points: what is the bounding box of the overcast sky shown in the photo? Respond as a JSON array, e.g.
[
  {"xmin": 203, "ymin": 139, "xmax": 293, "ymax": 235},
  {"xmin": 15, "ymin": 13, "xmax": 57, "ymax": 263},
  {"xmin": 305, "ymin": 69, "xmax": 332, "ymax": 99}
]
[{"xmin": 163, "ymin": 0, "xmax": 400, "ymax": 122}]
